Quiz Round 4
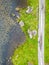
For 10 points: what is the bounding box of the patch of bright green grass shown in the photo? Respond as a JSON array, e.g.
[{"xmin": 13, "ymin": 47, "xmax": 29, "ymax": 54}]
[
  {"xmin": 12, "ymin": 0, "xmax": 38, "ymax": 65},
  {"xmin": 44, "ymin": 0, "xmax": 49, "ymax": 63}
]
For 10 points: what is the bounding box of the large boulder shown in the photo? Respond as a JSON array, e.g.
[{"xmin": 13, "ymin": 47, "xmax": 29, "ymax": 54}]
[
  {"xmin": 28, "ymin": 29, "xmax": 37, "ymax": 39},
  {"xmin": 19, "ymin": 20, "xmax": 24, "ymax": 27},
  {"xmin": 26, "ymin": 6, "xmax": 33, "ymax": 14}
]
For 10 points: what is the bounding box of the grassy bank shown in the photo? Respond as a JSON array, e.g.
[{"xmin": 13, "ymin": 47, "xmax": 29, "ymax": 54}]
[
  {"xmin": 12, "ymin": 0, "xmax": 38, "ymax": 65},
  {"xmin": 44, "ymin": 0, "xmax": 49, "ymax": 63}
]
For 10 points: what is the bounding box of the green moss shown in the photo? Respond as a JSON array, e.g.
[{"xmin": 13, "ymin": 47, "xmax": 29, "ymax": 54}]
[{"xmin": 11, "ymin": 0, "xmax": 38, "ymax": 65}]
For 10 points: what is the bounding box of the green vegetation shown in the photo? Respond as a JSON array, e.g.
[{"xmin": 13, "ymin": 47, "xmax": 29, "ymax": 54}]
[
  {"xmin": 44, "ymin": 0, "xmax": 49, "ymax": 63},
  {"xmin": 12, "ymin": 0, "xmax": 38, "ymax": 65}
]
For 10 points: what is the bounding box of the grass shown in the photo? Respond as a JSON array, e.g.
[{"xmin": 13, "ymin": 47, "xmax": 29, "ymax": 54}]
[
  {"xmin": 11, "ymin": 0, "xmax": 38, "ymax": 65},
  {"xmin": 44, "ymin": 0, "xmax": 49, "ymax": 63}
]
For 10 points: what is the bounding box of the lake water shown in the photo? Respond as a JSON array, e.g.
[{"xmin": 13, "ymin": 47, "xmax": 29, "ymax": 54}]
[{"xmin": 0, "ymin": 0, "xmax": 26, "ymax": 65}]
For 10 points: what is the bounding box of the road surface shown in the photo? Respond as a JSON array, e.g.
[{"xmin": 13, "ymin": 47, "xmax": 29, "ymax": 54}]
[{"xmin": 38, "ymin": 0, "xmax": 45, "ymax": 65}]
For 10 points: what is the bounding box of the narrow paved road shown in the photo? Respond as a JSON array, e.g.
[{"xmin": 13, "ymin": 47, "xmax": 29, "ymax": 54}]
[{"xmin": 38, "ymin": 0, "xmax": 45, "ymax": 65}]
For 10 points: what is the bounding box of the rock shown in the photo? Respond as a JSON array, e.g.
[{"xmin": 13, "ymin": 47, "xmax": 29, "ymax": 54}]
[
  {"xmin": 28, "ymin": 29, "xmax": 33, "ymax": 39},
  {"xmin": 26, "ymin": 6, "xmax": 33, "ymax": 14},
  {"xmin": 28, "ymin": 29, "xmax": 37, "ymax": 39},
  {"xmin": 14, "ymin": 11, "xmax": 20, "ymax": 19},
  {"xmin": 15, "ymin": 7, "xmax": 20, "ymax": 11},
  {"xmin": 32, "ymin": 30, "xmax": 37, "ymax": 36},
  {"xmin": 29, "ymin": 33, "xmax": 33, "ymax": 39},
  {"xmin": 8, "ymin": 59, "xmax": 10, "ymax": 62},
  {"xmin": 28, "ymin": 29, "xmax": 30, "ymax": 33},
  {"xmin": 9, "ymin": 57, "xmax": 11, "ymax": 60},
  {"xmin": 19, "ymin": 20, "xmax": 24, "ymax": 27},
  {"xmin": 11, "ymin": 11, "xmax": 20, "ymax": 19}
]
